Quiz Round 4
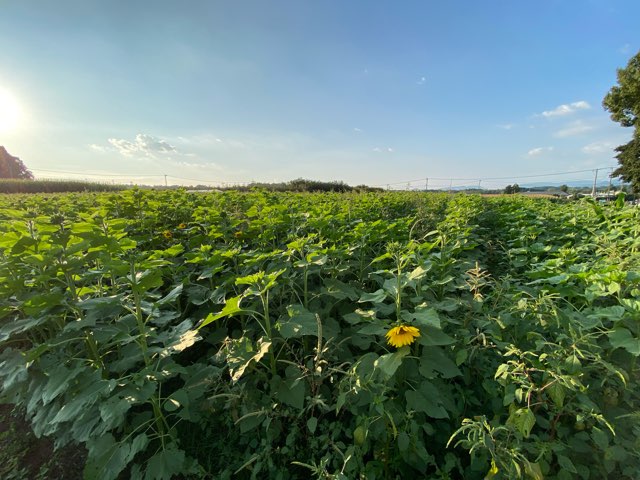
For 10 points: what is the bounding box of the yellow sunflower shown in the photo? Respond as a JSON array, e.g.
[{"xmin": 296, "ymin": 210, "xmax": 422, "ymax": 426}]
[
  {"xmin": 162, "ymin": 230, "xmax": 173, "ymax": 239},
  {"xmin": 385, "ymin": 325, "xmax": 420, "ymax": 348}
]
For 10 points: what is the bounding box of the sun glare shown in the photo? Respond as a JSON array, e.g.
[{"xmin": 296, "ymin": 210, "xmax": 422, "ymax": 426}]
[{"xmin": 0, "ymin": 87, "xmax": 22, "ymax": 134}]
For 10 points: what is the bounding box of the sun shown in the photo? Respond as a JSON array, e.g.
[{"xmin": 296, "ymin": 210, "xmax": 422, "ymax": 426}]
[{"xmin": 0, "ymin": 87, "xmax": 22, "ymax": 134}]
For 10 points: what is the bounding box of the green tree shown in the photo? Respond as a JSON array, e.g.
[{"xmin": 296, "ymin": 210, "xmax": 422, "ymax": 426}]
[
  {"xmin": 603, "ymin": 50, "xmax": 640, "ymax": 192},
  {"xmin": 0, "ymin": 146, "xmax": 33, "ymax": 179},
  {"xmin": 559, "ymin": 184, "xmax": 569, "ymax": 193}
]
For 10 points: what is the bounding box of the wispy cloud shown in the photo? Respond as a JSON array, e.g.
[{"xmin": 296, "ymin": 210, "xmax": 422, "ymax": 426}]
[
  {"xmin": 554, "ymin": 120, "xmax": 594, "ymax": 138},
  {"xmin": 417, "ymin": 76, "xmax": 426, "ymax": 85},
  {"xmin": 353, "ymin": 127, "xmax": 363, "ymax": 133},
  {"xmin": 372, "ymin": 147, "xmax": 394, "ymax": 153},
  {"xmin": 498, "ymin": 124, "xmax": 514, "ymax": 130},
  {"xmin": 89, "ymin": 144, "xmax": 108, "ymax": 153},
  {"xmin": 582, "ymin": 141, "xmax": 615, "ymax": 154},
  {"xmin": 620, "ymin": 43, "xmax": 631, "ymax": 54},
  {"xmin": 527, "ymin": 146, "xmax": 554, "ymax": 157},
  {"xmin": 540, "ymin": 101, "xmax": 591, "ymax": 118},
  {"xmin": 108, "ymin": 134, "xmax": 178, "ymax": 158}
]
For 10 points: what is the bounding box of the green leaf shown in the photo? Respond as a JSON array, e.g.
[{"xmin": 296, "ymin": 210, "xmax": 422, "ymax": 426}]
[
  {"xmin": 155, "ymin": 284, "xmax": 183, "ymax": 307},
  {"xmin": 236, "ymin": 410, "xmax": 266, "ymax": 433},
  {"xmin": 405, "ymin": 385, "xmax": 449, "ymax": 419},
  {"xmin": 162, "ymin": 328, "xmax": 201, "ymax": 356},
  {"xmin": 557, "ymin": 455, "xmax": 578, "ymax": 474},
  {"xmin": 546, "ymin": 382, "xmax": 565, "ymax": 408},
  {"xmin": 358, "ymin": 323, "xmax": 388, "ymax": 336},
  {"xmin": 227, "ymin": 337, "xmax": 272, "ymax": 383},
  {"xmin": 419, "ymin": 347, "xmax": 462, "ymax": 379},
  {"xmin": 507, "ymin": 408, "xmax": 536, "ymax": 438},
  {"xmin": 274, "ymin": 374, "xmax": 305, "ymax": 410},
  {"xmin": 22, "ymin": 293, "xmax": 65, "ymax": 315},
  {"xmin": 358, "ymin": 289, "xmax": 387, "ymax": 304},
  {"xmin": 83, "ymin": 434, "xmax": 125, "ymax": 480},
  {"xmin": 277, "ymin": 304, "xmax": 318, "ymax": 338},
  {"xmin": 564, "ymin": 354, "xmax": 582, "ymax": 374},
  {"xmin": 144, "ymin": 446, "xmax": 187, "ymax": 480},
  {"xmin": 323, "ymin": 278, "xmax": 359, "ymax": 301},
  {"xmin": 84, "ymin": 432, "xmax": 148, "ymax": 480},
  {"xmin": 133, "ymin": 269, "xmax": 164, "ymax": 293},
  {"xmin": 198, "ymin": 295, "xmax": 246, "ymax": 329},
  {"xmin": 51, "ymin": 378, "xmax": 117, "ymax": 424},
  {"xmin": 99, "ymin": 396, "xmax": 133, "ymax": 431},
  {"xmin": 417, "ymin": 325, "xmax": 455, "ymax": 346},
  {"xmin": 307, "ymin": 416, "xmax": 318, "ymax": 434},
  {"xmin": 397, "ymin": 431, "xmax": 410, "ymax": 452},
  {"xmin": 408, "ymin": 306, "xmax": 441, "ymax": 329},
  {"xmin": 408, "ymin": 265, "xmax": 428, "ymax": 282},
  {"xmin": 42, "ymin": 365, "xmax": 85, "ymax": 405},
  {"xmin": 374, "ymin": 347, "xmax": 409, "ymax": 378},
  {"xmin": 164, "ymin": 389, "xmax": 190, "ymax": 413},
  {"xmin": 608, "ymin": 327, "xmax": 640, "ymax": 356},
  {"xmin": 524, "ymin": 462, "xmax": 544, "ymax": 480},
  {"xmin": 455, "ymin": 349, "xmax": 468, "ymax": 366}
]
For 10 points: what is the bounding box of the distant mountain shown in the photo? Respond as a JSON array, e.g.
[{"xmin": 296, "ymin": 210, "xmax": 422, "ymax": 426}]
[{"xmin": 519, "ymin": 180, "xmax": 622, "ymax": 189}]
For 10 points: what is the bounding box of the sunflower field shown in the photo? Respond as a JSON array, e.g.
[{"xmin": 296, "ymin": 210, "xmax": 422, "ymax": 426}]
[{"xmin": 0, "ymin": 189, "xmax": 639, "ymax": 479}]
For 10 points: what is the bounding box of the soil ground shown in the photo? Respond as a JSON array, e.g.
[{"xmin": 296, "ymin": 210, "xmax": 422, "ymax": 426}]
[{"xmin": 0, "ymin": 404, "xmax": 86, "ymax": 479}]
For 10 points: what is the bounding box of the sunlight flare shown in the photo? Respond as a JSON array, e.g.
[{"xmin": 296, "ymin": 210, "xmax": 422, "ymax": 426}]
[{"xmin": 0, "ymin": 87, "xmax": 23, "ymax": 134}]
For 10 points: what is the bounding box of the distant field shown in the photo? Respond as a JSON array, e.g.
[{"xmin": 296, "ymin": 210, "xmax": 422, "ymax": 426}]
[{"xmin": 0, "ymin": 178, "xmax": 127, "ymax": 193}]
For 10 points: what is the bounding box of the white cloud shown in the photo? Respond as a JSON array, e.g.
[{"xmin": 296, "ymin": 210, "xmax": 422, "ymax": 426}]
[
  {"xmin": 372, "ymin": 147, "xmax": 381, "ymax": 152},
  {"xmin": 498, "ymin": 124, "xmax": 514, "ymax": 130},
  {"xmin": 554, "ymin": 120, "xmax": 594, "ymax": 138},
  {"xmin": 540, "ymin": 101, "xmax": 591, "ymax": 118},
  {"xmin": 372, "ymin": 147, "xmax": 393, "ymax": 153},
  {"xmin": 108, "ymin": 134, "xmax": 178, "ymax": 158},
  {"xmin": 174, "ymin": 160, "xmax": 223, "ymax": 171},
  {"xmin": 527, "ymin": 146, "xmax": 554, "ymax": 156},
  {"xmin": 89, "ymin": 144, "xmax": 107, "ymax": 152},
  {"xmin": 353, "ymin": 127, "xmax": 363, "ymax": 133},
  {"xmin": 582, "ymin": 141, "xmax": 615, "ymax": 154},
  {"xmin": 417, "ymin": 76, "xmax": 426, "ymax": 85}
]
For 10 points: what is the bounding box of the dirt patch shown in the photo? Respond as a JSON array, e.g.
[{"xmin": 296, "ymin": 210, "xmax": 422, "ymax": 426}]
[{"xmin": 0, "ymin": 404, "xmax": 86, "ymax": 479}]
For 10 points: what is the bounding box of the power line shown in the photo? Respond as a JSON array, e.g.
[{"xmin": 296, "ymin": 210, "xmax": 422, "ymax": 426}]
[
  {"xmin": 373, "ymin": 166, "xmax": 616, "ymax": 187},
  {"xmin": 31, "ymin": 165, "xmax": 619, "ymax": 190}
]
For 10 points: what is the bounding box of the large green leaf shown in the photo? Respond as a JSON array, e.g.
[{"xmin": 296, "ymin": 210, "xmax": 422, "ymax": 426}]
[
  {"xmin": 277, "ymin": 304, "xmax": 318, "ymax": 338},
  {"xmin": 198, "ymin": 295, "xmax": 246, "ymax": 329},
  {"xmin": 608, "ymin": 327, "xmax": 640, "ymax": 356},
  {"xmin": 374, "ymin": 347, "xmax": 409, "ymax": 378}
]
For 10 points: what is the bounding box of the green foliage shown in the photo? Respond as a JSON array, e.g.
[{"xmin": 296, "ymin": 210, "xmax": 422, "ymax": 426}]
[
  {"xmin": 604, "ymin": 49, "xmax": 640, "ymax": 192},
  {"xmin": 0, "ymin": 190, "xmax": 639, "ymax": 479},
  {"xmin": 0, "ymin": 147, "xmax": 33, "ymax": 180},
  {"xmin": 0, "ymin": 179, "xmax": 127, "ymax": 194},
  {"xmin": 504, "ymin": 183, "xmax": 521, "ymax": 194}
]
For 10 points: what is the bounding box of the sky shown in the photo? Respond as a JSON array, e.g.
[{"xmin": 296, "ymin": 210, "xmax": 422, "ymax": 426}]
[{"xmin": 0, "ymin": 0, "xmax": 639, "ymax": 189}]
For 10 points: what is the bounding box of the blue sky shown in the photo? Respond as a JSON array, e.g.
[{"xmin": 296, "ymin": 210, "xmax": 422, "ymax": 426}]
[{"xmin": 0, "ymin": 0, "xmax": 638, "ymax": 188}]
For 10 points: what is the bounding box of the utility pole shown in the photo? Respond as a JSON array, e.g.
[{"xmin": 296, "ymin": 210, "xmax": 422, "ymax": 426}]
[
  {"xmin": 607, "ymin": 171, "xmax": 612, "ymax": 200},
  {"xmin": 591, "ymin": 169, "xmax": 598, "ymax": 198},
  {"xmin": 478, "ymin": 179, "xmax": 482, "ymax": 190},
  {"xmin": 425, "ymin": 178, "xmax": 429, "ymax": 192},
  {"xmin": 164, "ymin": 174, "xmax": 168, "ymax": 187},
  {"xmin": 449, "ymin": 179, "xmax": 453, "ymax": 194}
]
